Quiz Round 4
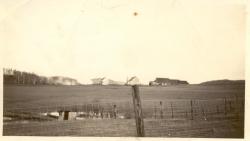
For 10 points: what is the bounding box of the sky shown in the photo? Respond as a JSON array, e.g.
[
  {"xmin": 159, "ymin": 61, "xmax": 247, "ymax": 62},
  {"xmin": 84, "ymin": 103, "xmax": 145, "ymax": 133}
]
[{"xmin": 0, "ymin": 0, "xmax": 246, "ymax": 84}]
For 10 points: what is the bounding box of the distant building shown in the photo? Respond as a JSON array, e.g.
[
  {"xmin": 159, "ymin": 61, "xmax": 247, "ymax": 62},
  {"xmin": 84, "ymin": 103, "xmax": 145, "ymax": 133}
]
[
  {"xmin": 91, "ymin": 77, "xmax": 125, "ymax": 85},
  {"xmin": 102, "ymin": 78, "xmax": 125, "ymax": 85},
  {"xmin": 149, "ymin": 77, "xmax": 188, "ymax": 86},
  {"xmin": 149, "ymin": 81, "xmax": 160, "ymax": 86},
  {"xmin": 126, "ymin": 76, "xmax": 140, "ymax": 85},
  {"xmin": 91, "ymin": 77, "xmax": 106, "ymax": 85},
  {"xmin": 48, "ymin": 76, "xmax": 79, "ymax": 85},
  {"xmin": 58, "ymin": 111, "xmax": 77, "ymax": 121}
]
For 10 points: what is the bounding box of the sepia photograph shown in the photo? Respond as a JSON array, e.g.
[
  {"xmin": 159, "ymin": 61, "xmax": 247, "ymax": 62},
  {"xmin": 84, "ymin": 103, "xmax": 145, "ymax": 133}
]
[{"xmin": 0, "ymin": 0, "xmax": 247, "ymax": 139}]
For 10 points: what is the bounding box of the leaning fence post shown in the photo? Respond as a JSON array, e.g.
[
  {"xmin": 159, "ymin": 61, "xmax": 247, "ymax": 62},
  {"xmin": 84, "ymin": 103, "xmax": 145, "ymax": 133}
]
[{"xmin": 131, "ymin": 85, "xmax": 145, "ymax": 137}]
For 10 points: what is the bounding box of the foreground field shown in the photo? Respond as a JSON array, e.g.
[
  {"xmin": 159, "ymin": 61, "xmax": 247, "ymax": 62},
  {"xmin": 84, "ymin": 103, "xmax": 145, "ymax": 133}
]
[
  {"xmin": 3, "ymin": 84, "xmax": 245, "ymax": 137},
  {"xmin": 3, "ymin": 118, "xmax": 243, "ymax": 137}
]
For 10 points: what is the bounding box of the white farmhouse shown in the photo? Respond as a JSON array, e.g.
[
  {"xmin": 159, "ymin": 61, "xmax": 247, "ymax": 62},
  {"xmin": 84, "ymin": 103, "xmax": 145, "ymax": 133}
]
[
  {"xmin": 48, "ymin": 76, "xmax": 79, "ymax": 85},
  {"xmin": 91, "ymin": 77, "xmax": 125, "ymax": 85},
  {"xmin": 102, "ymin": 78, "xmax": 125, "ymax": 85},
  {"xmin": 126, "ymin": 76, "xmax": 140, "ymax": 85}
]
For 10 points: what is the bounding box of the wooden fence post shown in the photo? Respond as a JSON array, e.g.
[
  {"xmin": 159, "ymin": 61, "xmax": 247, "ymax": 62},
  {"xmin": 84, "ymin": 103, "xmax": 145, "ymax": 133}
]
[
  {"xmin": 171, "ymin": 102, "xmax": 174, "ymax": 119},
  {"xmin": 235, "ymin": 95, "xmax": 238, "ymax": 105},
  {"xmin": 201, "ymin": 107, "xmax": 205, "ymax": 118},
  {"xmin": 229, "ymin": 101, "xmax": 232, "ymax": 112},
  {"xmin": 160, "ymin": 101, "xmax": 163, "ymax": 119},
  {"xmin": 131, "ymin": 85, "xmax": 145, "ymax": 137},
  {"xmin": 154, "ymin": 103, "xmax": 157, "ymax": 119},
  {"xmin": 216, "ymin": 105, "xmax": 219, "ymax": 114},
  {"xmin": 190, "ymin": 100, "xmax": 193, "ymax": 120},
  {"xmin": 224, "ymin": 98, "xmax": 227, "ymax": 116},
  {"xmin": 101, "ymin": 107, "xmax": 104, "ymax": 119},
  {"xmin": 242, "ymin": 100, "xmax": 244, "ymax": 109},
  {"xmin": 234, "ymin": 95, "xmax": 239, "ymax": 119},
  {"xmin": 113, "ymin": 104, "xmax": 117, "ymax": 119}
]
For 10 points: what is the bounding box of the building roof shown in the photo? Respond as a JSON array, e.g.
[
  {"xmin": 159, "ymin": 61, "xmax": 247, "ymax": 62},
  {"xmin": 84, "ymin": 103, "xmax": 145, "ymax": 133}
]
[{"xmin": 154, "ymin": 77, "xmax": 189, "ymax": 84}]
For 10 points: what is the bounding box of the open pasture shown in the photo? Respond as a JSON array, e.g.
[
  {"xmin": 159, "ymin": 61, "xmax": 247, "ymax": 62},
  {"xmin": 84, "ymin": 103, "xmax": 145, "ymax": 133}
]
[{"xmin": 3, "ymin": 84, "xmax": 245, "ymax": 137}]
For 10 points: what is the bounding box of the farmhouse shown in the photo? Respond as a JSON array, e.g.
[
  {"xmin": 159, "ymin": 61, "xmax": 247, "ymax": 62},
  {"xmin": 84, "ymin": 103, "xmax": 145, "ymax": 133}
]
[
  {"xmin": 48, "ymin": 76, "xmax": 79, "ymax": 85},
  {"xmin": 149, "ymin": 77, "xmax": 189, "ymax": 86},
  {"xmin": 91, "ymin": 77, "xmax": 125, "ymax": 85},
  {"xmin": 126, "ymin": 76, "xmax": 140, "ymax": 85},
  {"xmin": 102, "ymin": 78, "xmax": 125, "ymax": 85},
  {"xmin": 91, "ymin": 77, "xmax": 105, "ymax": 85}
]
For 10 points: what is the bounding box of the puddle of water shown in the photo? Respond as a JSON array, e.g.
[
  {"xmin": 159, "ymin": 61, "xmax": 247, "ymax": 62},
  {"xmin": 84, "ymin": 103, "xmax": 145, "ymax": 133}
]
[
  {"xmin": 49, "ymin": 112, "xmax": 60, "ymax": 117},
  {"xmin": 40, "ymin": 113, "xmax": 47, "ymax": 116},
  {"xmin": 4, "ymin": 111, "xmax": 129, "ymax": 124},
  {"xmin": 42, "ymin": 111, "xmax": 128, "ymax": 120}
]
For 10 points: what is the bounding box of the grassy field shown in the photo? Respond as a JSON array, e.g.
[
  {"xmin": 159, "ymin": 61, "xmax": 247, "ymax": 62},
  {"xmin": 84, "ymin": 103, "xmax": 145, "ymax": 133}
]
[
  {"xmin": 3, "ymin": 118, "xmax": 243, "ymax": 137},
  {"xmin": 3, "ymin": 84, "xmax": 245, "ymax": 137},
  {"xmin": 3, "ymin": 84, "xmax": 244, "ymax": 109}
]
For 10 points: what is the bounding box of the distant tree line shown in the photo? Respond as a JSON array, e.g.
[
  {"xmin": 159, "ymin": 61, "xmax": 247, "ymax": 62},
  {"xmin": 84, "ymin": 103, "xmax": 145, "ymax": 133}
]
[{"xmin": 3, "ymin": 68, "xmax": 48, "ymax": 85}]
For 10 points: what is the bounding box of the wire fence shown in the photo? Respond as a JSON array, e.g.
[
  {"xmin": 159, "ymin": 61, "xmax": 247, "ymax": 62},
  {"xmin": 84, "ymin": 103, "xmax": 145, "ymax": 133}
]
[
  {"xmin": 144, "ymin": 97, "xmax": 244, "ymax": 120},
  {"xmin": 3, "ymin": 97, "xmax": 244, "ymax": 137}
]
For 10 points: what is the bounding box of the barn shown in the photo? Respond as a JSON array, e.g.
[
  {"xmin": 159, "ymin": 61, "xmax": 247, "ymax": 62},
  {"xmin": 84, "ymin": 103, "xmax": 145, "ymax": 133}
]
[{"xmin": 150, "ymin": 77, "xmax": 189, "ymax": 86}]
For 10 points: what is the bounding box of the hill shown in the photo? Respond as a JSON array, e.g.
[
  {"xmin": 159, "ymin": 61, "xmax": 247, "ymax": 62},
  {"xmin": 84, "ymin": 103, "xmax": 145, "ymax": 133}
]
[{"xmin": 200, "ymin": 79, "xmax": 245, "ymax": 85}]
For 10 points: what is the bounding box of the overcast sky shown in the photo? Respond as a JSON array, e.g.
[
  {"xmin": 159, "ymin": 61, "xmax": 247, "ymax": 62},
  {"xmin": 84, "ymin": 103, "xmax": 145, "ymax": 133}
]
[{"xmin": 0, "ymin": 0, "xmax": 246, "ymax": 84}]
